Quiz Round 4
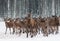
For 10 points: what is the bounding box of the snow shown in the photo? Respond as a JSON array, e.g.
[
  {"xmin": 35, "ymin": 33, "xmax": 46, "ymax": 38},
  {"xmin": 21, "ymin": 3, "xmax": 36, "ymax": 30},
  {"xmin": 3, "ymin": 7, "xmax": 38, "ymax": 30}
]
[{"xmin": 0, "ymin": 22, "xmax": 60, "ymax": 41}]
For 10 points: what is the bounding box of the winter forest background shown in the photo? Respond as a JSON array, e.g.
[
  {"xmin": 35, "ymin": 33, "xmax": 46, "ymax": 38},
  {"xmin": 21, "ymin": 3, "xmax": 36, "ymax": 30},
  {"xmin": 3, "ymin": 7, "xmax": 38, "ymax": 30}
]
[
  {"xmin": 0, "ymin": 0, "xmax": 60, "ymax": 21},
  {"xmin": 0, "ymin": 0, "xmax": 60, "ymax": 40}
]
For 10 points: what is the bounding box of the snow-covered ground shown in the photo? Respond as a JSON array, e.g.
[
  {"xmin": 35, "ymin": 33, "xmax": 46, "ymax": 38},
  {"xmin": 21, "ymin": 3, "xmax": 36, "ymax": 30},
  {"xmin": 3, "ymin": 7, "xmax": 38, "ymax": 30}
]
[{"xmin": 0, "ymin": 22, "xmax": 60, "ymax": 41}]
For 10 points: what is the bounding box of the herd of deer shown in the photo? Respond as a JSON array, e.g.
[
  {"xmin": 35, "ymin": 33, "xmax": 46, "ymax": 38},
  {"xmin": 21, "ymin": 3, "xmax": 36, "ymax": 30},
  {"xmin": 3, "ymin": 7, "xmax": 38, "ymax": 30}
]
[{"xmin": 4, "ymin": 14, "xmax": 60, "ymax": 38}]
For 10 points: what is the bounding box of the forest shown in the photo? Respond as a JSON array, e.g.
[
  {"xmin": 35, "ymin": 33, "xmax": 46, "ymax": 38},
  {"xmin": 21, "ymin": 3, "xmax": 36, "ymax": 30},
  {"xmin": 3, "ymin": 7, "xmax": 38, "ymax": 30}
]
[{"xmin": 0, "ymin": 0, "xmax": 60, "ymax": 19}]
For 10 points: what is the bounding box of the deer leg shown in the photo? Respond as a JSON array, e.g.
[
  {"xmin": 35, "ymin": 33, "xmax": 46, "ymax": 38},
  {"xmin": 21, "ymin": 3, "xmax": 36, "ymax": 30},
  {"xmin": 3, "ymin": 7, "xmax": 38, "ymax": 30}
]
[
  {"xmin": 45, "ymin": 32, "xmax": 48, "ymax": 37},
  {"xmin": 23, "ymin": 28, "xmax": 25, "ymax": 33},
  {"xmin": 49, "ymin": 27, "xmax": 52, "ymax": 34},
  {"xmin": 49, "ymin": 28, "xmax": 51, "ymax": 34},
  {"xmin": 43, "ymin": 29, "xmax": 46, "ymax": 36},
  {"xmin": 26, "ymin": 28, "xmax": 29, "ymax": 38},
  {"xmin": 9, "ymin": 28, "xmax": 11, "ymax": 34},
  {"xmin": 19, "ymin": 29, "xmax": 22, "ymax": 34},
  {"xmin": 16, "ymin": 28, "xmax": 18, "ymax": 34},
  {"xmin": 31, "ymin": 34, "xmax": 33, "ymax": 38},
  {"xmin": 27, "ymin": 32, "xmax": 28, "ymax": 38},
  {"xmin": 46, "ymin": 29, "xmax": 48, "ymax": 37},
  {"xmin": 30, "ymin": 27, "xmax": 34, "ymax": 38},
  {"xmin": 43, "ymin": 31, "xmax": 48, "ymax": 37},
  {"xmin": 26, "ymin": 30, "xmax": 29, "ymax": 38},
  {"xmin": 30, "ymin": 31, "xmax": 33, "ymax": 38},
  {"xmin": 51, "ymin": 26, "xmax": 54, "ymax": 34},
  {"xmin": 38, "ymin": 28, "xmax": 40, "ymax": 34},
  {"xmin": 18, "ymin": 28, "xmax": 22, "ymax": 36},
  {"xmin": 5, "ymin": 28, "xmax": 7, "ymax": 34},
  {"xmin": 12, "ymin": 28, "xmax": 15, "ymax": 34},
  {"xmin": 55, "ymin": 26, "xmax": 59, "ymax": 34},
  {"xmin": 33, "ymin": 30, "xmax": 37, "ymax": 37}
]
